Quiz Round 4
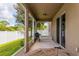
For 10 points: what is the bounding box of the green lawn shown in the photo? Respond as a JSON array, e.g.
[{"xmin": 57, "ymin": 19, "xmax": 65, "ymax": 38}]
[{"xmin": 0, "ymin": 39, "xmax": 24, "ymax": 56}]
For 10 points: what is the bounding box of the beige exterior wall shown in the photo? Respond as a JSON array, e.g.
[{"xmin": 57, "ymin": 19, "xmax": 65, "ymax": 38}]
[{"xmin": 52, "ymin": 4, "xmax": 79, "ymax": 54}]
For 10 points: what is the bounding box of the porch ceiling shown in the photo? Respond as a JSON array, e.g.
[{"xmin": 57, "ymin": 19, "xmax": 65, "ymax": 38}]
[{"xmin": 25, "ymin": 3, "xmax": 63, "ymax": 21}]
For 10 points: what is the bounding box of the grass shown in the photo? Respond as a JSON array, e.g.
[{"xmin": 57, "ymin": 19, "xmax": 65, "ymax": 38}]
[{"xmin": 0, "ymin": 39, "xmax": 24, "ymax": 56}]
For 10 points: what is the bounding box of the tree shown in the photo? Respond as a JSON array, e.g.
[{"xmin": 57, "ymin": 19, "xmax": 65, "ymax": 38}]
[
  {"xmin": 13, "ymin": 4, "xmax": 25, "ymax": 31},
  {"xmin": 0, "ymin": 20, "xmax": 9, "ymax": 25},
  {"xmin": 6, "ymin": 26, "xmax": 17, "ymax": 31},
  {"xmin": 37, "ymin": 23, "xmax": 47, "ymax": 30},
  {"xmin": 15, "ymin": 23, "xmax": 24, "ymax": 31},
  {"xmin": 15, "ymin": 4, "xmax": 25, "ymax": 24},
  {"xmin": 0, "ymin": 20, "xmax": 9, "ymax": 31}
]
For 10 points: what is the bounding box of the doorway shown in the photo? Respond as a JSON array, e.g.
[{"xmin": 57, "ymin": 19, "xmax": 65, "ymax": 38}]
[
  {"xmin": 56, "ymin": 13, "xmax": 65, "ymax": 48},
  {"xmin": 61, "ymin": 14, "xmax": 65, "ymax": 48}
]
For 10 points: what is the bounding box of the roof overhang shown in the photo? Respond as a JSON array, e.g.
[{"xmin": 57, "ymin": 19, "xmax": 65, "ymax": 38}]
[{"xmin": 24, "ymin": 3, "xmax": 63, "ymax": 21}]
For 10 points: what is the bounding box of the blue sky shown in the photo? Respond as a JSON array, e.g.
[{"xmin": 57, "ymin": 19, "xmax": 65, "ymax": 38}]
[{"xmin": 0, "ymin": 3, "xmax": 17, "ymax": 26}]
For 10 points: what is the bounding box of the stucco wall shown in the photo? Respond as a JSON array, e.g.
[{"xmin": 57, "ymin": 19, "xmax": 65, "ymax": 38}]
[{"xmin": 52, "ymin": 4, "xmax": 79, "ymax": 54}]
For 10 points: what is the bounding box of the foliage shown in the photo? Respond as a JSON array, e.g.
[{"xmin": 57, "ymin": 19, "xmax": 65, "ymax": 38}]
[
  {"xmin": 15, "ymin": 5, "xmax": 25, "ymax": 24},
  {"xmin": 6, "ymin": 26, "xmax": 17, "ymax": 31},
  {"xmin": 0, "ymin": 24, "xmax": 6, "ymax": 31},
  {"xmin": 0, "ymin": 39, "xmax": 24, "ymax": 56},
  {"xmin": 0, "ymin": 20, "xmax": 25, "ymax": 31},
  {"xmin": 37, "ymin": 23, "xmax": 47, "ymax": 30},
  {"xmin": 0, "ymin": 20, "xmax": 9, "ymax": 25},
  {"xmin": 15, "ymin": 23, "xmax": 24, "ymax": 31},
  {"xmin": 13, "ymin": 4, "xmax": 25, "ymax": 31},
  {"xmin": 0, "ymin": 21, "xmax": 9, "ymax": 31}
]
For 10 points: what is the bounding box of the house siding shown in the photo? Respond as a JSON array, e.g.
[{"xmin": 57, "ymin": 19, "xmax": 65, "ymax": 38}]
[{"xmin": 52, "ymin": 4, "xmax": 79, "ymax": 54}]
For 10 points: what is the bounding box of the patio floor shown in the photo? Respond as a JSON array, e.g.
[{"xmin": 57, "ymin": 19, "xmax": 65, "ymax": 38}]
[
  {"xmin": 15, "ymin": 37, "xmax": 74, "ymax": 56},
  {"xmin": 15, "ymin": 36, "xmax": 60, "ymax": 56},
  {"xmin": 29, "ymin": 36, "xmax": 59, "ymax": 51}
]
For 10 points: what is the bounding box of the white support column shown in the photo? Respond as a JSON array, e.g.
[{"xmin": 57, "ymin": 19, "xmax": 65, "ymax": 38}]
[
  {"xmin": 32, "ymin": 18, "xmax": 35, "ymax": 43},
  {"xmin": 24, "ymin": 8, "xmax": 29, "ymax": 53},
  {"xmin": 48, "ymin": 22, "xmax": 52, "ymax": 39}
]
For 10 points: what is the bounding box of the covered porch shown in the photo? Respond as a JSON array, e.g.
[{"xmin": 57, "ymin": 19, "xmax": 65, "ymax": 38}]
[
  {"xmin": 23, "ymin": 3, "xmax": 63, "ymax": 53},
  {"xmin": 14, "ymin": 3, "xmax": 79, "ymax": 56}
]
